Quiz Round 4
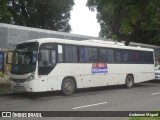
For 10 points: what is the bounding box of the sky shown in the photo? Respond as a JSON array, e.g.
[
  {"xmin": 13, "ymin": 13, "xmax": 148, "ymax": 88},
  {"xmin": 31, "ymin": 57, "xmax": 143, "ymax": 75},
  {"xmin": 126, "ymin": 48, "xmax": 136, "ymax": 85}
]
[{"xmin": 70, "ymin": 0, "xmax": 100, "ymax": 37}]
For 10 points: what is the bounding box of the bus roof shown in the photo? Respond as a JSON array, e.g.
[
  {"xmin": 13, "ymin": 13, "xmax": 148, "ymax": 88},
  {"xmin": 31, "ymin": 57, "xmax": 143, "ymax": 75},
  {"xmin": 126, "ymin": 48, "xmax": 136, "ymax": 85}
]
[{"xmin": 20, "ymin": 38, "xmax": 153, "ymax": 52}]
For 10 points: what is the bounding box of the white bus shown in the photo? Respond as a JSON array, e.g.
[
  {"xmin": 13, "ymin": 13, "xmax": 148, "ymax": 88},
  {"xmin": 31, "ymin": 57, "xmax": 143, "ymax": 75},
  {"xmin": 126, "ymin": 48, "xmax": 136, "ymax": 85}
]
[{"xmin": 10, "ymin": 38, "xmax": 155, "ymax": 95}]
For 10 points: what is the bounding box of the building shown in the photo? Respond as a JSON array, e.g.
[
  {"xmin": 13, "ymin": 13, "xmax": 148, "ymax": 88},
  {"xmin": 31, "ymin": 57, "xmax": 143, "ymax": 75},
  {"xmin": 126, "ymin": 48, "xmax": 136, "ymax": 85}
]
[
  {"xmin": 0, "ymin": 23, "xmax": 98, "ymax": 49},
  {"xmin": 0, "ymin": 23, "xmax": 160, "ymax": 61}
]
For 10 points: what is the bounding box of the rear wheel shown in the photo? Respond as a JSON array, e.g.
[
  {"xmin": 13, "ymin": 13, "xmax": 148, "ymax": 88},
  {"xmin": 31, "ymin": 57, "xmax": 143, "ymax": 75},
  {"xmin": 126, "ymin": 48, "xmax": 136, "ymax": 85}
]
[
  {"xmin": 61, "ymin": 78, "xmax": 75, "ymax": 96},
  {"xmin": 125, "ymin": 75, "xmax": 134, "ymax": 88}
]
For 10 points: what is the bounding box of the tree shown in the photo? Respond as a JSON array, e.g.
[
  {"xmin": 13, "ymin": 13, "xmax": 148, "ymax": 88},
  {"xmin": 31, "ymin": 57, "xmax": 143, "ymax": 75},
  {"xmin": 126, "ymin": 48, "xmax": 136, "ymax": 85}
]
[
  {"xmin": 87, "ymin": 0, "xmax": 160, "ymax": 45},
  {"xmin": 0, "ymin": 0, "xmax": 12, "ymax": 23},
  {"xmin": 8, "ymin": 0, "xmax": 74, "ymax": 32}
]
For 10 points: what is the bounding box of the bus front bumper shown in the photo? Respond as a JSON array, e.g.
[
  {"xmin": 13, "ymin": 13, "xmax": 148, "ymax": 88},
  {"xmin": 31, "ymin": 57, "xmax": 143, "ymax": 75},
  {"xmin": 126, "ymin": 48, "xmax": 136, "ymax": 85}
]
[{"xmin": 10, "ymin": 81, "xmax": 37, "ymax": 92}]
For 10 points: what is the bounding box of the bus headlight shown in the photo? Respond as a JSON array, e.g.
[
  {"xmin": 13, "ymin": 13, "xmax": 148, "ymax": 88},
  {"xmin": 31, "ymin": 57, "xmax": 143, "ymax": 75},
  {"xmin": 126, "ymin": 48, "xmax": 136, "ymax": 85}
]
[{"xmin": 27, "ymin": 73, "xmax": 35, "ymax": 81}]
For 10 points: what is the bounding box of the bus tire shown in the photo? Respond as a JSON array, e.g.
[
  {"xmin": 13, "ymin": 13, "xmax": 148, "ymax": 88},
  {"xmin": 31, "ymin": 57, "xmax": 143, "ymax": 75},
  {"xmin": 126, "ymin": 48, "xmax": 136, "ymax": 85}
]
[
  {"xmin": 61, "ymin": 78, "xmax": 75, "ymax": 96},
  {"xmin": 125, "ymin": 75, "xmax": 134, "ymax": 88}
]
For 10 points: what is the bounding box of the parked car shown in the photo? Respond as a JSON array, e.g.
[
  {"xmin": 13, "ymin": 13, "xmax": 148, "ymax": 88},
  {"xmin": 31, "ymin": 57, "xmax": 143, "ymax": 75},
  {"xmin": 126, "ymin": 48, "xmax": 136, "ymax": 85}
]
[{"xmin": 155, "ymin": 65, "xmax": 160, "ymax": 80}]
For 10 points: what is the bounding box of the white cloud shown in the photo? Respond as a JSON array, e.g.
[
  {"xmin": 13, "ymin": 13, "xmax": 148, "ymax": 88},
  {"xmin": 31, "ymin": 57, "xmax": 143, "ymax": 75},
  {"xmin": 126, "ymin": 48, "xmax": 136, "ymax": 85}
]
[{"xmin": 70, "ymin": 0, "xmax": 100, "ymax": 37}]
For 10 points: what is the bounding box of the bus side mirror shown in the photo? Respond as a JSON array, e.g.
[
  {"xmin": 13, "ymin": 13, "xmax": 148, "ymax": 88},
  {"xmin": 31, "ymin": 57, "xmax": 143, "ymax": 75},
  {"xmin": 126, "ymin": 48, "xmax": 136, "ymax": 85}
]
[{"xmin": 38, "ymin": 53, "xmax": 42, "ymax": 61}]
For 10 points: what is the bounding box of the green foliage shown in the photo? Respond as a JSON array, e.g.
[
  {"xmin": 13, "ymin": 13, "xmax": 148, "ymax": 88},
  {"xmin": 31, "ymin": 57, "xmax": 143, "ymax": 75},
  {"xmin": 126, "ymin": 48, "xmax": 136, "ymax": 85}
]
[
  {"xmin": 121, "ymin": 18, "xmax": 133, "ymax": 35},
  {"xmin": 150, "ymin": 35, "xmax": 160, "ymax": 45},
  {"xmin": 7, "ymin": 0, "xmax": 74, "ymax": 32},
  {"xmin": 0, "ymin": 0, "xmax": 12, "ymax": 23},
  {"xmin": 112, "ymin": 35, "xmax": 117, "ymax": 41},
  {"xmin": 87, "ymin": 0, "xmax": 160, "ymax": 45}
]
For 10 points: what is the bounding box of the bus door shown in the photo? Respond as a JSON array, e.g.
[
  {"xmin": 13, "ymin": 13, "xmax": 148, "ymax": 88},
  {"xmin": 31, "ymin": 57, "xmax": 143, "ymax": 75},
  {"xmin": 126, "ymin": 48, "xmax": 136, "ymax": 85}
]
[{"xmin": 38, "ymin": 43, "xmax": 57, "ymax": 91}]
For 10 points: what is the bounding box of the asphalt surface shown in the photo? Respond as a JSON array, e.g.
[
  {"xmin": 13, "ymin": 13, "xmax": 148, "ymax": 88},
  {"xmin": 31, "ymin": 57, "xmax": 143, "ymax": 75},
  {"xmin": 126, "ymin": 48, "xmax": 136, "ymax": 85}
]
[{"xmin": 0, "ymin": 80, "xmax": 160, "ymax": 120}]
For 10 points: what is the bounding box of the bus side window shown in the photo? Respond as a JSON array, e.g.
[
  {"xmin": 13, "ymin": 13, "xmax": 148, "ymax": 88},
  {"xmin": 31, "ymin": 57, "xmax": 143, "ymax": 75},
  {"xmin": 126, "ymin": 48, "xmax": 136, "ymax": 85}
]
[
  {"xmin": 122, "ymin": 50, "xmax": 128, "ymax": 63},
  {"xmin": 134, "ymin": 51, "xmax": 140, "ymax": 63},
  {"xmin": 108, "ymin": 49, "xmax": 114, "ymax": 63},
  {"xmin": 149, "ymin": 52, "xmax": 154, "ymax": 64},
  {"xmin": 84, "ymin": 47, "xmax": 92, "ymax": 62},
  {"xmin": 141, "ymin": 51, "xmax": 154, "ymax": 64},
  {"xmin": 129, "ymin": 51, "xmax": 134, "ymax": 63},
  {"xmin": 64, "ymin": 45, "xmax": 78, "ymax": 62},
  {"xmin": 72, "ymin": 46, "xmax": 78, "ymax": 62},
  {"xmin": 80, "ymin": 47, "xmax": 85, "ymax": 62},
  {"xmin": 129, "ymin": 51, "xmax": 140, "ymax": 64},
  {"xmin": 92, "ymin": 48, "xmax": 98, "ymax": 62},
  {"xmin": 115, "ymin": 49, "xmax": 122, "ymax": 63},
  {"xmin": 99, "ymin": 48, "xmax": 107, "ymax": 62}
]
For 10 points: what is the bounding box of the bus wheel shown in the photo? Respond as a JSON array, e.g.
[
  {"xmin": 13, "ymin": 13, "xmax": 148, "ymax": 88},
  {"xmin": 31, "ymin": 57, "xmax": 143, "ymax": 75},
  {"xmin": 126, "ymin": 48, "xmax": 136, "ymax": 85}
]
[
  {"xmin": 62, "ymin": 78, "xmax": 75, "ymax": 96},
  {"xmin": 125, "ymin": 75, "xmax": 134, "ymax": 88}
]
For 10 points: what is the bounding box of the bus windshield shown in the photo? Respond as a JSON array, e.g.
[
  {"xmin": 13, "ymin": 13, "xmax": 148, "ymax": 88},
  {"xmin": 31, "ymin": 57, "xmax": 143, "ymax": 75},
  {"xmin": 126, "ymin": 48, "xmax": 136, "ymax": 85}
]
[{"xmin": 11, "ymin": 42, "xmax": 38, "ymax": 75}]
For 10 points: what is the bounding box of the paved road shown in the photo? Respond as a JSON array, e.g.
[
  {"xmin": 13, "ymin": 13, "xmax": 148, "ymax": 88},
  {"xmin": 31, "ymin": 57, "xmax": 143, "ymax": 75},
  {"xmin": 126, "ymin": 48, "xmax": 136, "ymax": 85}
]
[{"xmin": 0, "ymin": 80, "xmax": 160, "ymax": 120}]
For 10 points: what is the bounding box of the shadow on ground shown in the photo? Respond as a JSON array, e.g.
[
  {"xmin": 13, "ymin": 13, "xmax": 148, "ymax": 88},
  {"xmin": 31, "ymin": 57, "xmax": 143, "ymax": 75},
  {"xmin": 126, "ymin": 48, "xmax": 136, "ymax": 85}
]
[
  {"xmin": 0, "ymin": 85, "xmax": 127, "ymax": 100},
  {"xmin": 148, "ymin": 79, "xmax": 160, "ymax": 83}
]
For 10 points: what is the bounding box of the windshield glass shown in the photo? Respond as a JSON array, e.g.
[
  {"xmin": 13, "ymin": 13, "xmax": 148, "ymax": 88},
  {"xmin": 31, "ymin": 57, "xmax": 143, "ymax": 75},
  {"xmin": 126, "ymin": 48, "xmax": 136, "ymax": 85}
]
[{"xmin": 11, "ymin": 42, "xmax": 38, "ymax": 75}]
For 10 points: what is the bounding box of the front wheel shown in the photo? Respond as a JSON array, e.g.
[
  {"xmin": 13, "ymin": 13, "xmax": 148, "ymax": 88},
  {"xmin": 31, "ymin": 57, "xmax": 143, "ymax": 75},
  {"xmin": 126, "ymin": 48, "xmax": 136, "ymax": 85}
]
[
  {"xmin": 61, "ymin": 78, "xmax": 75, "ymax": 96},
  {"xmin": 125, "ymin": 75, "xmax": 134, "ymax": 88}
]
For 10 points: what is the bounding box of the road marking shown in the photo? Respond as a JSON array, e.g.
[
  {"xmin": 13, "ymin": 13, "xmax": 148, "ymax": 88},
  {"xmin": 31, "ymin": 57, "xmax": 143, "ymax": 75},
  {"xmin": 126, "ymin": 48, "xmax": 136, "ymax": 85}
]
[
  {"xmin": 72, "ymin": 102, "xmax": 108, "ymax": 110},
  {"xmin": 151, "ymin": 92, "xmax": 160, "ymax": 95}
]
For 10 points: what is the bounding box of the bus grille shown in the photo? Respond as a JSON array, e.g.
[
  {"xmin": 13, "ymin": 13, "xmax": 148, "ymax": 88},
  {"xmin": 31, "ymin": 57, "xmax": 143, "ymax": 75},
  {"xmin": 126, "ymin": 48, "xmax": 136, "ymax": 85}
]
[{"xmin": 12, "ymin": 78, "xmax": 26, "ymax": 83}]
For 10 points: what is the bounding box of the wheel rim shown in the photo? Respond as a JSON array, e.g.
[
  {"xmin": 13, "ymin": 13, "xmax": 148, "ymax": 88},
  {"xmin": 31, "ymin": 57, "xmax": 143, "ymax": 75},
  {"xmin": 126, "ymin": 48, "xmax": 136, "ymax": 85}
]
[
  {"xmin": 127, "ymin": 77, "xmax": 133, "ymax": 87},
  {"xmin": 64, "ymin": 82, "xmax": 72, "ymax": 93}
]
